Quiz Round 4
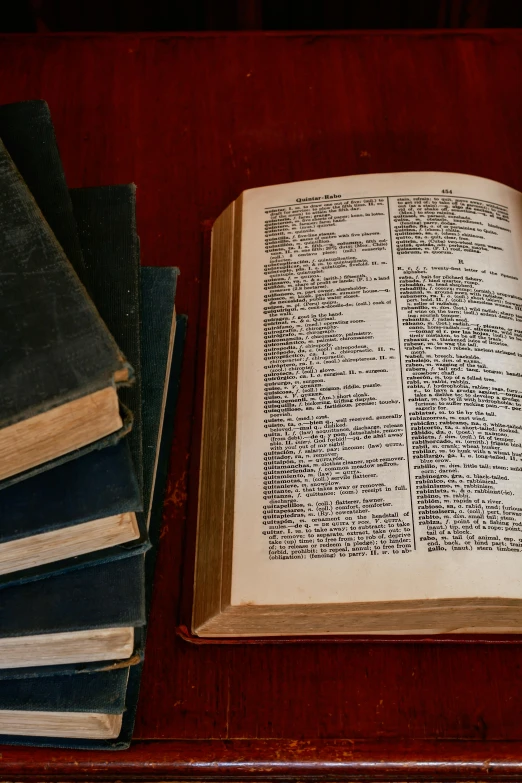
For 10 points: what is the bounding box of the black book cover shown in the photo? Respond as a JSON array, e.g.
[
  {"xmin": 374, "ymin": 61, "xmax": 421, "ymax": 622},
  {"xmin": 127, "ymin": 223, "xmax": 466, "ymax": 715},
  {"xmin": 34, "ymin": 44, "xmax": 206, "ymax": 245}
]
[
  {"xmin": 0, "ymin": 100, "xmax": 86, "ymax": 277},
  {"xmin": 0, "ymin": 277, "xmax": 186, "ymax": 751},
  {"xmin": 69, "ymin": 185, "xmax": 143, "ymax": 487},
  {"xmin": 0, "ymin": 667, "xmax": 129, "ymax": 712},
  {"xmin": 0, "ymin": 142, "xmax": 130, "ymax": 458},
  {"xmin": 0, "ymin": 553, "xmax": 146, "ymax": 640},
  {"xmin": 0, "ymin": 103, "xmax": 134, "ymax": 490},
  {"xmin": 0, "ymin": 111, "xmax": 144, "ymax": 580},
  {"xmin": 0, "ymin": 99, "xmax": 185, "ymax": 749},
  {"xmin": 0, "ymin": 441, "xmax": 142, "ymax": 569},
  {"xmin": 0, "ymin": 273, "xmax": 182, "ymax": 680},
  {"xmin": 0, "ymin": 667, "xmax": 130, "ymax": 748}
]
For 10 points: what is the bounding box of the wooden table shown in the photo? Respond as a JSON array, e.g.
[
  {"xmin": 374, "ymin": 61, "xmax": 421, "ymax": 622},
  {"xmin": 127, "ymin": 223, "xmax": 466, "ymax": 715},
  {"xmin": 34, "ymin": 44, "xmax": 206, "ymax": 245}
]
[{"xmin": 1, "ymin": 29, "xmax": 522, "ymax": 780}]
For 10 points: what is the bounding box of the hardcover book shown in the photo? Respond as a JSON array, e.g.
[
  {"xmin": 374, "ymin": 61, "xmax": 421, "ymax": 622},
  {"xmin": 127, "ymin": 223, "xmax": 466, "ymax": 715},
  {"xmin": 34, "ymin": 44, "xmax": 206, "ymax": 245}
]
[
  {"xmin": 0, "ymin": 271, "xmax": 184, "ymax": 747},
  {"xmin": 0, "ymin": 100, "xmax": 86, "ymax": 277},
  {"xmin": 0, "ymin": 98, "xmax": 184, "ymax": 747},
  {"xmin": 0, "ymin": 667, "xmax": 130, "ymax": 742},
  {"xmin": 0, "ymin": 102, "xmax": 144, "ymax": 577},
  {"xmin": 0, "ymin": 443, "xmax": 142, "ymax": 579},
  {"xmin": 0, "ymin": 553, "xmax": 146, "ymax": 670},
  {"xmin": 70, "ymin": 185, "xmax": 143, "ymax": 486},
  {"xmin": 194, "ymin": 172, "xmax": 522, "ymax": 636},
  {"xmin": 0, "ymin": 182, "xmax": 143, "ymax": 576},
  {"xmin": 0, "ymin": 141, "xmax": 131, "ymax": 483},
  {"xmin": 0, "ymin": 273, "xmax": 182, "ymax": 679}
]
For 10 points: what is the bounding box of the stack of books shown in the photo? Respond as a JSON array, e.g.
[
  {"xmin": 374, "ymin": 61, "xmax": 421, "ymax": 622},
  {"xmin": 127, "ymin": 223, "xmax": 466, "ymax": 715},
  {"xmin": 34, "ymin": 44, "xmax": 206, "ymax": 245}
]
[{"xmin": 0, "ymin": 100, "xmax": 185, "ymax": 749}]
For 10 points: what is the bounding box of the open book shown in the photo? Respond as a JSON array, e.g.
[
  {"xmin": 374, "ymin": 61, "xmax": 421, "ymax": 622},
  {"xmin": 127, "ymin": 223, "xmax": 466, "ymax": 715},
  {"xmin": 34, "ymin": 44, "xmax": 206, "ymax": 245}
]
[{"xmin": 193, "ymin": 171, "xmax": 522, "ymax": 636}]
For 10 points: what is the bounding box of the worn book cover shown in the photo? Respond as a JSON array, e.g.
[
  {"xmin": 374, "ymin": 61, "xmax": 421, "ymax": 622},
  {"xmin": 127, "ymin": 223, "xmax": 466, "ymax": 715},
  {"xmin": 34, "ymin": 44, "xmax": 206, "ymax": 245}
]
[
  {"xmin": 0, "ymin": 552, "xmax": 146, "ymax": 643},
  {"xmin": 0, "ymin": 275, "xmax": 183, "ymax": 681},
  {"xmin": 69, "ymin": 185, "xmax": 143, "ymax": 487},
  {"xmin": 0, "ymin": 99, "xmax": 184, "ymax": 747},
  {"xmin": 0, "ymin": 272, "xmax": 185, "ymax": 749},
  {"xmin": 0, "ymin": 111, "xmax": 144, "ymax": 579},
  {"xmin": 0, "ymin": 102, "xmax": 135, "ymax": 489},
  {"xmin": 0, "ymin": 142, "xmax": 132, "ymax": 484},
  {"xmin": 0, "ymin": 100, "xmax": 86, "ymax": 277},
  {"xmin": 0, "ymin": 667, "xmax": 130, "ymax": 746}
]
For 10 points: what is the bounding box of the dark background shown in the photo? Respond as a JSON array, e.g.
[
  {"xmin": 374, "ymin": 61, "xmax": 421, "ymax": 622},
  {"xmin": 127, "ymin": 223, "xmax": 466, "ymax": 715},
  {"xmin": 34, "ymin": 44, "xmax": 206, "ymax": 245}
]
[{"xmin": 6, "ymin": 0, "xmax": 522, "ymax": 33}]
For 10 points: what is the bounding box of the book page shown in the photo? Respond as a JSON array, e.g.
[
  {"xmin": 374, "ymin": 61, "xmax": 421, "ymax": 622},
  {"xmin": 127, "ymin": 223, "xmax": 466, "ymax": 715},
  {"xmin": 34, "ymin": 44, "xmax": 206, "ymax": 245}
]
[{"xmin": 231, "ymin": 172, "xmax": 522, "ymax": 605}]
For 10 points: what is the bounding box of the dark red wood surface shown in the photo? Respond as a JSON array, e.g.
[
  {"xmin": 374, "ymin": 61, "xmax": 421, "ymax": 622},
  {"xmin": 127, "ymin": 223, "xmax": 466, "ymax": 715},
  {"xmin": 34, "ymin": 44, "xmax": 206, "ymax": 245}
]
[{"xmin": 1, "ymin": 29, "xmax": 522, "ymax": 780}]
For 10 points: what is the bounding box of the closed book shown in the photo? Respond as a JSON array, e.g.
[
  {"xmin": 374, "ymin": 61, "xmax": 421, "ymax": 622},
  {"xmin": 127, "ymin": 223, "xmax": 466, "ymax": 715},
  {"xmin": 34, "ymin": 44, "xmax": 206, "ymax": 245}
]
[
  {"xmin": 0, "ymin": 100, "xmax": 184, "ymax": 746},
  {"xmin": 0, "ymin": 442, "xmax": 142, "ymax": 582},
  {"xmin": 0, "ymin": 106, "xmax": 144, "ymax": 577},
  {"xmin": 0, "ymin": 185, "xmax": 146, "ymax": 579},
  {"xmin": 0, "ymin": 142, "xmax": 132, "ymax": 485},
  {"xmin": 141, "ymin": 269, "xmax": 183, "ymax": 599},
  {"xmin": 107, "ymin": 269, "xmax": 184, "ymax": 751},
  {"xmin": 0, "ymin": 667, "xmax": 130, "ymax": 744},
  {"xmin": 0, "ymin": 102, "xmax": 140, "ymax": 428},
  {"xmin": 0, "ymin": 552, "xmax": 146, "ymax": 671},
  {"xmin": 69, "ymin": 185, "xmax": 143, "ymax": 488},
  {"xmin": 0, "ymin": 270, "xmax": 185, "ymax": 749},
  {"xmin": 0, "ymin": 271, "xmax": 182, "ymax": 679},
  {"xmin": 0, "ymin": 100, "xmax": 86, "ymax": 278}
]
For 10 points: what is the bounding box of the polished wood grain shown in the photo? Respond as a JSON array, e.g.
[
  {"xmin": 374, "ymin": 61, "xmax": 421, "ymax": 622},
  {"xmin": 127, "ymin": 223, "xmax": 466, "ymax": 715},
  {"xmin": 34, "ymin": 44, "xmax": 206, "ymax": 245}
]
[{"xmin": 0, "ymin": 29, "xmax": 522, "ymax": 779}]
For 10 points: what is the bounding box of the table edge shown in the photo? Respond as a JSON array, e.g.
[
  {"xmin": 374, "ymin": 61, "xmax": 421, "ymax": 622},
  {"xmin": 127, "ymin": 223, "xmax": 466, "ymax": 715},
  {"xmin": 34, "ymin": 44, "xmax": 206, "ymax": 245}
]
[{"xmin": 0, "ymin": 739, "xmax": 522, "ymax": 780}]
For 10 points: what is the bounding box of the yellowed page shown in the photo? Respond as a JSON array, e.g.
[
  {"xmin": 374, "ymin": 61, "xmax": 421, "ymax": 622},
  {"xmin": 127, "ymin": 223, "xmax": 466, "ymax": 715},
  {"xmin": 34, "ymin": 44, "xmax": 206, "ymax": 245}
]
[{"xmin": 231, "ymin": 171, "xmax": 522, "ymax": 606}]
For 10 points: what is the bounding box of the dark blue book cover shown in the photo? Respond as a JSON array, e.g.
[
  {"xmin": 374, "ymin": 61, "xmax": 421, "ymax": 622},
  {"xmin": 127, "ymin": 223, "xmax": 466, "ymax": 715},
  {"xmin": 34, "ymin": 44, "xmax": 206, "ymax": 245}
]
[
  {"xmin": 0, "ymin": 441, "xmax": 142, "ymax": 582},
  {"xmin": 0, "ymin": 667, "xmax": 129, "ymax": 712}
]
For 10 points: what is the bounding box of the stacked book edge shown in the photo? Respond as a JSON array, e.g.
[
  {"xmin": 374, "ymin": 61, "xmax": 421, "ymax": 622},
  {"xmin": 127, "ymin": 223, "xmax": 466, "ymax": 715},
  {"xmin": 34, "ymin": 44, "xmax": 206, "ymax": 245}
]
[{"xmin": 0, "ymin": 100, "xmax": 185, "ymax": 749}]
